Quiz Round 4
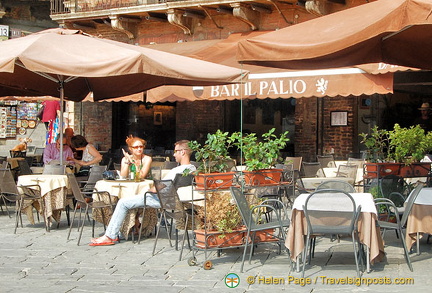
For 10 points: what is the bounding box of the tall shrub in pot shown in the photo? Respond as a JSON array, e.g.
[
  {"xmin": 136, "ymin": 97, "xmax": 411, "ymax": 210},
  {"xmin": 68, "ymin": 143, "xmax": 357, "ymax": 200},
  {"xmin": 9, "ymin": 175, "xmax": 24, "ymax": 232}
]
[
  {"xmin": 232, "ymin": 128, "xmax": 289, "ymax": 185},
  {"xmin": 188, "ymin": 130, "xmax": 236, "ymax": 189}
]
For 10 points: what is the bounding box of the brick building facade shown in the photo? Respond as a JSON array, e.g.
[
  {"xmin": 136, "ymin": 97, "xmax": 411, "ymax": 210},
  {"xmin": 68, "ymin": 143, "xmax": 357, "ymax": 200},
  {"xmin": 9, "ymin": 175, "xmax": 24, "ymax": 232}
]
[{"xmin": 0, "ymin": 1, "xmax": 427, "ymax": 161}]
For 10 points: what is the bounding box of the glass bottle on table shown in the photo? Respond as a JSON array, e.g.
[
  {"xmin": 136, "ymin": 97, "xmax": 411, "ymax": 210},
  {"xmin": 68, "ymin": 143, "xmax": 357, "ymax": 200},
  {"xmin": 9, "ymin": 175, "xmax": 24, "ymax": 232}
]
[{"xmin": 130, "ymin": 163, "xmax": 136, "ymax": 180}]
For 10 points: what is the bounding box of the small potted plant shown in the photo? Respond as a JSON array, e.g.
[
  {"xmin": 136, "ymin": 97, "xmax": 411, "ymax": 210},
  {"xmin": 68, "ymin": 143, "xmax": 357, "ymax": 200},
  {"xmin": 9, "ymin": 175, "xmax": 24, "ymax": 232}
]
[
  {"xmin": 189, "ymin": 130, "xmax": 236, "ymax": 189},
  {"xmin": 231, "ymin": 128, "xmax": 289, "ymax": 186}
]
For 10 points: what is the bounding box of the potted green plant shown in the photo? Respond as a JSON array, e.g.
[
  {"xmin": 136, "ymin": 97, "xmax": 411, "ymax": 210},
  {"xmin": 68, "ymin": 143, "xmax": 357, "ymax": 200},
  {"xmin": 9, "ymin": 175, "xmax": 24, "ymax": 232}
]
[
  {"xmin": 231, "ymin": 128, "xmax": 289, "ymax": 186},
  {"xmin": 388, "ymin": 124, "xmax": 432, "ymax": 176},
  {"xmin": 360, "ymin": 124, "xmax": 432, "ymax": 178},
  {"xmin": 359, "ymin": 125, "xmax": 401, "ymax": 178},
  {"xmin": 189, "ymin": 130, "xmax": 236, "ymax": 189}
]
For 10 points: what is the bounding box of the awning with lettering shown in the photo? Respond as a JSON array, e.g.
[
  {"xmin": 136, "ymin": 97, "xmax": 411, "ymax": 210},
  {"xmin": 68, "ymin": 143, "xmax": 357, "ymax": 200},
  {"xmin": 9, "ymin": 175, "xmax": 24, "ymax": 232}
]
[{"xmin": 145, "ymin": 32, "xmax": 414, "ymax": 103}]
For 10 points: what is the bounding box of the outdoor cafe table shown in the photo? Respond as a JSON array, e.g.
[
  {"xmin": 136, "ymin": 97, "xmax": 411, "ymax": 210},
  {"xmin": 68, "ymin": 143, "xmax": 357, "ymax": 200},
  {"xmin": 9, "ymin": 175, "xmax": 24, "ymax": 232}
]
[
  {"xmin": 17, "ymin": 174, "xmax": 70, "ymax": 226},
  {"xmin": 93, "ymin": 179, "xmax": 157, "ymax": 239},
  {"xmin": 405, "ymin": 187, "xmax": 432, "ymax": 253},
  {"xmin": 286, "ymin": 192, "xmax": 385, "ymax": 272}
]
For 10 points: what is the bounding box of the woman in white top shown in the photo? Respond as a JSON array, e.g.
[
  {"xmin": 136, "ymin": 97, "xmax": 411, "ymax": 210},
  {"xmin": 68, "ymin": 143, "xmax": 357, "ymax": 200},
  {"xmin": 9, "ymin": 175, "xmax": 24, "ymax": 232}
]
[{"xmin": 69, "ymin": 135, "xmax": 102, "ymax": 167}]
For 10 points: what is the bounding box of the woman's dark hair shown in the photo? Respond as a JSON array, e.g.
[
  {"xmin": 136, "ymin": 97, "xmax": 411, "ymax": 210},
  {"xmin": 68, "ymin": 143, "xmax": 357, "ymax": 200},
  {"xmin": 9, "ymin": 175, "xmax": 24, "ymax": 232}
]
[{"xmin": 71, "ymin": 135, "xmax": 88, "ymax": 149}]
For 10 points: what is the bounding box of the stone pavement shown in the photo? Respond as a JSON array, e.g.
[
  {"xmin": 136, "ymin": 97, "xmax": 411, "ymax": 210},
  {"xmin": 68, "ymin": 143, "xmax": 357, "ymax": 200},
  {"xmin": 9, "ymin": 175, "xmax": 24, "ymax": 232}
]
[{"xmin": 1, "ymin": 206, "xmax": 432, "ymax": 292}]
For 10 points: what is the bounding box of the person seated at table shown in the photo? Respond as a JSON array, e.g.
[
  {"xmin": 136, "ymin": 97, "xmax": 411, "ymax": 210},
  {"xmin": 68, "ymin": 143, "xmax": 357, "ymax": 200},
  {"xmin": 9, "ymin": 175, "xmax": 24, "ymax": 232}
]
[
  {"xmin": 90, "ymin": 140, "xmax": 196, "ymax": 246},
  {"xmin": 120, "ymin": 135, "xmax": 152, "ymax": 180},
  {"xmin": 64, "ymin": 127, "xmax": 74, "ymax": 148},
  {"xmin": 43, "ymin": 137, "xmax": 74, "ymax": 166},
  {"xmin": 67, "ymin": 135, "xmax": 102, "ymax": 167}
]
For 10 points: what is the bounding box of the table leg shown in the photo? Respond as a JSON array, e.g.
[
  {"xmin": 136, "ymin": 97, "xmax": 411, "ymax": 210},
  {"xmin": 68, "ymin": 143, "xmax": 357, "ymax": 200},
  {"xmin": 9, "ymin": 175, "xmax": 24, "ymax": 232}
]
[{"xmin": 367, "ymin": 247, "xmax": 370, "ymax": 273}]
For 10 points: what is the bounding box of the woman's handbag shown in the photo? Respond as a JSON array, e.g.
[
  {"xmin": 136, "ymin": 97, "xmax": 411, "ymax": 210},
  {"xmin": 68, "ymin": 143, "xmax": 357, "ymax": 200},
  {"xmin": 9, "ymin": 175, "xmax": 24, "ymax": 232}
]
[
  {"xmin": 75, "ymin": 165, "xmax": 91, "ymax": 177},
  {"xmin": 102, "ymin": 170, "xmax": 119, "ymax": 180}
]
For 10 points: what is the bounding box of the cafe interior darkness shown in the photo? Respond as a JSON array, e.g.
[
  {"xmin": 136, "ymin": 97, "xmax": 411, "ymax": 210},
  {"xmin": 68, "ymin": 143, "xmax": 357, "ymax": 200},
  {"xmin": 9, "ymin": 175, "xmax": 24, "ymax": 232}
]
[{"xmin": 110, "ymin": 98, "xmax": 297, "ymax": 156}]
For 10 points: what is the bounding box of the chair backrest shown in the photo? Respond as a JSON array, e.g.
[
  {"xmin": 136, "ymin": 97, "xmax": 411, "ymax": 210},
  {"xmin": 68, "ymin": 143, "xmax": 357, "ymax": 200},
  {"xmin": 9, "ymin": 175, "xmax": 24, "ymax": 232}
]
[
  {"xmin": 379, "ymin": 175, "xmax": 406, "ymax": 198},
  {"xmin": 10, "ymin": 150, "xmax": 26, "ymax": 158},
  {"xmin": 316, "ymin": 154, "xmax": 336, "ymax": 168},
  {"xmin": 285, "ymin": 157, "xmax": 302, "ymax": 171},
  {"xmin": 163, "ymin": 161, "xmax": 179, "ymax": 170},
  {"xmin": 316, "ymin": 180, "xmax": 355, "ymax": 193},
  {"xmin": 336, "ymin": 164, "xmax": 357, "ymax": 181},
  {"xmin": 24, "ymin": 156, "xmax": 34, "ymax": 167},
  {"xmin": 190, "ymin": 161, "xmax": 201, "ymax": 169},
  {"xmin": 0, "ymin": 155, "xmax": 7, "ymax": 164},
  {"xmin": 275, "ymin": 163, "xmax": 294, "ymax": 182},
  {"xmin": 113, "ymin": 163, "xmax": 121, "ymax": 171},
  {"xmin": 66, "ymin": 173, "xmax": 87, "ymax": 204},
  {"xmin": 301, "ymin": 162, "xmax": 324, "ymax": 177},
  {"xmin": 1, "ymin": 161, "xmax": 8, "ymax": 169},
  {"xmin": 34, "ymin": 147, "xmax": 44, "ymax": 155},
  {"xmin": 154, "ymin": 179, "xmax": 183, "ymax": 218},
  {"xmin": 173, "ymin": 173, "xmax": 194, "ymax": 188},
  {"xmin": 0, "ymin": 168, "xmax": 20, "ymax": 195},
  {"xmin": 230, "ymin": 186, "xmax": 253, "ymax": 229},
  {"xmin": 43, "ymin": 164, "xmax": 66, "ymax": 175},
  {"xmin": 152, "ymin": 156, "xmax": 167, "ymax": 162},
  {"xmin": 347, "ymin": 158, "xmax": 366, "ymax": 169},
  {"xmin": 303, "ymin": 189, "xmax": 359, "ymax": 234},
  {"xmin": 85, "ymin": 165, "xmax": 106, "ymax": 187},
  {"xmin": 18, "ymin": 159, "xmax": 32, "ymax": 175},
  {"xmin": 400, "ymin": 184, "xmax": 423, "ymax": 227}
]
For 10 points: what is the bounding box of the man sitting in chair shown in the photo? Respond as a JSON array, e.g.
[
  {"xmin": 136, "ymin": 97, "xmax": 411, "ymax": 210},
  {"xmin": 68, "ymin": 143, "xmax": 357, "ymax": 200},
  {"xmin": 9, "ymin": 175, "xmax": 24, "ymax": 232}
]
[{"xmin": 90, "ymin": 140, "xmax": 196, "ymax": 246}]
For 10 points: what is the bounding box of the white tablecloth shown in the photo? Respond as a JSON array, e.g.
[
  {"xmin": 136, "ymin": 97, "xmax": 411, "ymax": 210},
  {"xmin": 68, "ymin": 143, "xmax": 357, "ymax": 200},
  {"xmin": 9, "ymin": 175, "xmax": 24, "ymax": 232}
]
[
  {"xmin": 301, "ymin": 177, "xmax": 354, "ymax": 190},
  {"xmin": 292, "ymin": 192, "xmax": 377, "ymax": 214},
  {"xmin": 18, "ymin": 174, "xmax": 68, "ymax": 196},
  {"xmin": 323, "ymin": 167, "xmax": 364, "ymax": 183},
  {"xmin": 94, "ymin": 179, "xmax": 153, "ymax": 198},
  {"xmin": 411, "ymin": 187, "xmax": 432, "ymax": 205}
]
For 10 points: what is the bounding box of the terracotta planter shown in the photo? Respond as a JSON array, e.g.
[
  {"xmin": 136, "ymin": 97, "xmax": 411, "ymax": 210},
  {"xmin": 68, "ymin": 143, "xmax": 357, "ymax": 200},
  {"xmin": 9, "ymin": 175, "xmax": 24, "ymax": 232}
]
[
  {"xmin": 399, "ymin": 162, "xmax": 431, "ymax": 177},
  {"xmin": 243, "ymin": 169, "xmax": 283, "ymax": 186},
  {"xmin": 252, "ymin": 228, "xmax": 277, "ymax": 243},
  {"xmin": 194, "ymin": 172, "xmax": 236, "ymax": 190},
  {"xmin": 378, "ymin": 213, "xmax": 397, "ymax": 223},
  {"xmin": 364, "ymin": 163, "xmax": 402, "ymax": 178},
  {"xmin": 194, "ymin": 228, "xmax": 246, "ymax": 249}
]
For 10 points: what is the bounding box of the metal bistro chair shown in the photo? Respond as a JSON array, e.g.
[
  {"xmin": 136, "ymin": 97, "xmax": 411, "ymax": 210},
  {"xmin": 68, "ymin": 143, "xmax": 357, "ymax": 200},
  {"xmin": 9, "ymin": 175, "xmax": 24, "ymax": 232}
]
[
  {"xmin": 79, "ymin": 165, "xmax": 107, "ymax": 192},
  {"xmin": 285, "ymin": 157, "xmax": 302, "ymax": 172},
  {"xmin": 66, "ymin": 173, "xmax": 116, "ymax": 245},
  {"xmin": 316, "ymin": 154, "xmax": 336, "ymax": 168},
  {"xmin": 379, "ymin": 175, "xmax": 409, "ymax": 209},
  {"xmin": 17, "ymin": 159, "xmax": 33, "ymax": 176},
  {"xmin": 42, "ymin": 164, "xmax": 66, "ymax": 175},
  {"xmin": 148, "ymin": 178, "xmax": 193, "ymax": 261},
  {"xmin": 374, "ymin": 184, "xmax": 423, "ymax": 271},
  {"xmin": 230, "ymin": 186, "xmax": 291, "ymax": 272},
  {"xmin": 302, "ymin": 189, "xmax": 362, "ymax": 278},
  {"xmin": 301, "ymin": 162, "xmax": 325, "ymax": 177},
  {"xmin": 316, "ymin": 179, "xmax": 356, "ymax": 193},
  {"xmin": 0, "ymin": 168, "xmax": 45, "ymax": 233}
]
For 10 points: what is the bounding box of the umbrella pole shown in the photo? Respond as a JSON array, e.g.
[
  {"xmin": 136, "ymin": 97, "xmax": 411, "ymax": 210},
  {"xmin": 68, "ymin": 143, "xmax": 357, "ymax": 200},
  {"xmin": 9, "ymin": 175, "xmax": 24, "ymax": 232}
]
[{"xmin": 59, "ymin": 80, "xmax": 64, "ymax": 167}]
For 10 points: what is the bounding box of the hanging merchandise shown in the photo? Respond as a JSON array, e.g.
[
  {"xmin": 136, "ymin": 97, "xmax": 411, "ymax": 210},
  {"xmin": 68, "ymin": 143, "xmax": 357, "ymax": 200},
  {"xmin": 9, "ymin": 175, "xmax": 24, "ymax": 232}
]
[{"xmin": 46, "ymin": 116, "xmax": 60, "ymax": 144}]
